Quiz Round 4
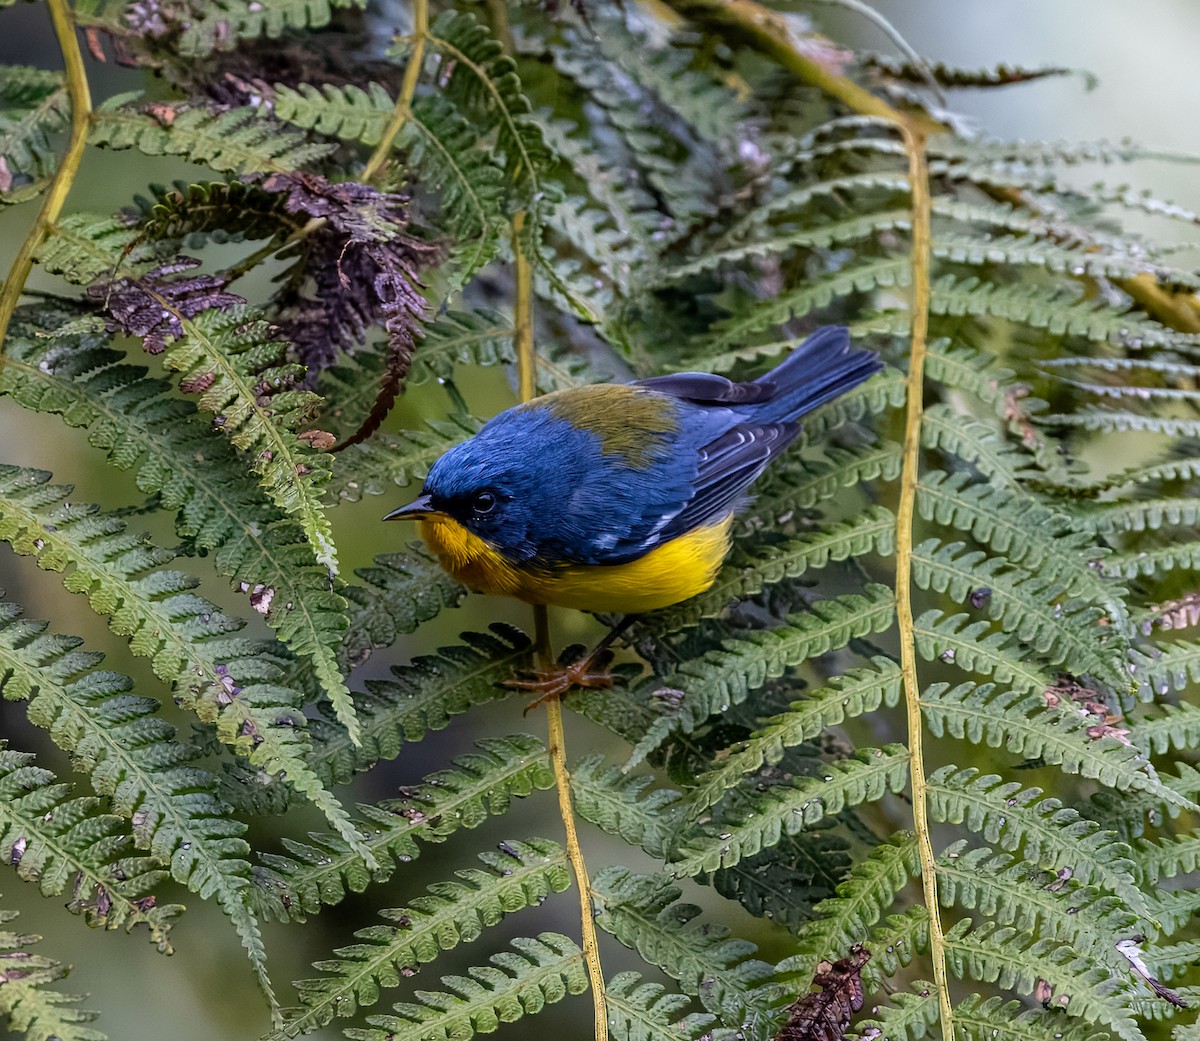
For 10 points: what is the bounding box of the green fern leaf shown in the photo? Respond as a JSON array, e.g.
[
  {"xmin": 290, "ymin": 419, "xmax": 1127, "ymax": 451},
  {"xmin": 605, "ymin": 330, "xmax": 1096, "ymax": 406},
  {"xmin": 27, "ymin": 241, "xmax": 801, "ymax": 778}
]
[
  {"xmin": 90, "ymin": 98, "xmax": 334, "ymax": 174},
  {"xmin": 0, "ymin": 66, "xmax": 68, "ymax": 191},
  {"xmin": 671, "ymin": 744, "xmax": 911, "ymax": 876},
  {"xmin": 953, "ymin": 992, "xmax": 1114, "ymax": 1041},
  {"xmin": 688, "ymin": 660, "xmax": 903, "ymax": 811},
  {"xmin": 749, "ymin": 441, "xmax": 904, "ymax": 531},
  {"xmin": 254, "ymin": 735, "xmax": 554, "ymax": 921},
  {"xmin": 0, "ymin": 465, "xmax": 366, "ymax": 867},
  {"xmin": 632, "ymin": 584, "xmax": 897, "ymax": 756},
  {"xmin": 937, "ymin": 842, "xmax": 1138, "ymax": 970},
  {"xmin": 705, "ymin": 257, "xmax": 910, "ymax": 349},
  {"xmin": 296, "ymin": 626, "xmax": 528, "ymax": 796},
  {"xmin": 36, "ymin": 214, "xmax": 153, "ymax": 285},
  {"xmin": 332, "ymin": 414, "xmax": 481, "ymax": 501},
  {"xmin": 569, "ymin": 756, "xmax": 685, "ymax": 860},
  {"xmin": 592, "ymin": 867, "xmax": 779, "ymax": 1024},
  {"xmin": 604, "ymin": 971, "xmax": 712, "ymax": 1041},
  {"xmin": 942, "ymin": 920, "xmax": 1143, "ymax": 1041},
  {"xmin": 920, "ymin": 405, "xmax": 1040, "ymax": 489},
  {"xmin": 0, "ymin": 901, "xmax": 104, "ymax": 1041},
  {"xmin": 930, "ymin": 274, "xmax": 1195, "ymax": 351},
  {"xmin": 911, "ymin": 538, "xmax": 1128, "ymax": 689},
  {"xmin": 0, "ymin": 748, "xmax": 179, "ymax": 947},
  {"xmin": 849, "ymin": 984, "xmax": 938, "ymax": 1041},
  {"xmin": 344, "ymin": 933, "xmax": 587, "ymax": 1041},
  {"xmin": 1, "ymin": 312, "xmax": 354, "ymax": 724},
  {"xmin": 271, "ymin": 81, "xmax": 392, "ymax": 145},
  {"xmin": 925, "ymin": 767, "xmax": 1148, "ymax": 918},
  {"xmin": 912, "ymin": 609, "xmax": 1052, "ymax": 695},
  {"xmin": 916, "ymin": 471, "xmax": 1127, "ymax": 628},
  {"xmin": 340, "ymin": 551, "xmax": 464, "ymax": 670},
  {"xmin": 791, "ymin": 832, "xmax": 919, "ymax": 978},
  {"xmin": 921, "ymin": 683, "xmax": 1183, "ymax": 805},
  {"xmin": 275, "ymin": 840, "xmax": 570, "ymax": 1035}
]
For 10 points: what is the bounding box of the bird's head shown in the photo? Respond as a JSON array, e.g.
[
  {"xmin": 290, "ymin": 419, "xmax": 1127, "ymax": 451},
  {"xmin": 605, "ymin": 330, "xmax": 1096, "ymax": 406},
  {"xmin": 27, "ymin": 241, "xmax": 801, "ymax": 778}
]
[{"xmin": 384, "ymin": 408, "xmax": 592, "ymax": 565}]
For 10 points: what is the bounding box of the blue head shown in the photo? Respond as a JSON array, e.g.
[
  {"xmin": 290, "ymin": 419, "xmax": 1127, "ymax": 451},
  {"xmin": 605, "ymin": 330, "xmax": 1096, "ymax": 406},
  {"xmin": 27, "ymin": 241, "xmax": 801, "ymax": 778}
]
[{"xmin": 384, "ymin": 386, "xmax": 697, "ymax": 568}]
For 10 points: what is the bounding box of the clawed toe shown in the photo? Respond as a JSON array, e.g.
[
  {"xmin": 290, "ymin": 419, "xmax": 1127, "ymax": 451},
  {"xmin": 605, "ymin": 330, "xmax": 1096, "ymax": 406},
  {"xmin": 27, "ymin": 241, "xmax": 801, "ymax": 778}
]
[{"xmin": 505, "ymin": 650, "xmax": 616, "ymax": 713}]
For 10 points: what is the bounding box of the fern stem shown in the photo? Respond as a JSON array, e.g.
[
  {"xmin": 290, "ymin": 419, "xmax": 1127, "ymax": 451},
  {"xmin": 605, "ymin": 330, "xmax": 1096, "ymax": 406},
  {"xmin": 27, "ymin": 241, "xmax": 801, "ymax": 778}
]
[
  {"xmin": 361, "ymin": 0, "xmax": 427, "ymax": 184},
  {"xmin": 0, "ymin": 0, "xmax": 92, "ymax": 357},
  {"xmin": 512, "ymin": 208, "xmax": 608, "ymax": 1041},
  {"xmin": 896, "ymin": 123, "xmax": 955, "ymax": 1041}
]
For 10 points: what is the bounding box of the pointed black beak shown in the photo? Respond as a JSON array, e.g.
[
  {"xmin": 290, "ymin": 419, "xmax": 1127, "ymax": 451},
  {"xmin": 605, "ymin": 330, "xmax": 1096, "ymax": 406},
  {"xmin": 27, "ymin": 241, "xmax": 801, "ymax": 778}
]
[{"xmin": 383, "ymin": 493, "xmax": 439, "ymax": 521}]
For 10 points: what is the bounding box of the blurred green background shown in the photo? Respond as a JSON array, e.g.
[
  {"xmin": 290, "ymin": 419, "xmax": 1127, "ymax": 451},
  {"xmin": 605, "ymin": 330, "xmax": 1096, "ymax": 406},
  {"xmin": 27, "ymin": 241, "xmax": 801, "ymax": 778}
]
[{"xmin": 0, "ymin": 2, "xmax": 1197, "ymax": 1038}]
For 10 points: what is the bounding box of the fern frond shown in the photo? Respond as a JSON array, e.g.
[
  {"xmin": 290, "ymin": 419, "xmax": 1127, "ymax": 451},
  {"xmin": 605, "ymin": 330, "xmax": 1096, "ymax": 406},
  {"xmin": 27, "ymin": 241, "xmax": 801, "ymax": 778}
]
[
  {"xmin": 340, "ymin": 550, "xmax": 464, "ymax": 670},
  {"xmin": 0, "ymin": 748, "xmax": 178, "ymax": 947},
  {"xmin": 603, "ymin": 972, "xmax": 712, "ymax": 1041},
  {"xmin": 0, "ymin": 66, "xmax": 69, "ymax": 190},
  {"xmin": 254, "ymin": 735, "xmax": 554, "ymax": 921},
  {"xmin": 0, "ymin": 465, "xmax": 365, "ymax": 867},
  {"xmin": 916, "ymin": 471, "xmax": 1126, "ymax": 624},
  {"xmin": 921, "ymin": 683, "xmax": 1179, "ymax": 803},
  {"xmin": 344, "ymin": 933, "xmax": 587, "ymax": 1041},
  {"xmin": 911, "ymin": 539, "xmax": 1128, "ymax": 689},
  {"xmin": 276, "ymin": 840, "xmax": 570, "ymax": 1035},
  {"xmin": 426, "ymin": 10, "xmax": 554, "ymax": 210},
  {"xmin": 36, "ymin": 214, "xmax": 153, "ymax": 285},
  {"xmin": 925, "ymin": 767, "xmax": 1148, "ymax": 917},
  {"xmin": 0, "ymin": 902, "xmax": 104, "ymax": 1041},
  {"xmin": 849, "ymin": 985, "xmax": 937, "ymax": 1041},
  {"xmin": 912, "ymin": 609, "xmax": 1052, "ymax": 695},
  {"xmin": 569, "ymin": 757, "xmax": 685, "ymax": 860},
  {"xmin": 791, "ymin": 832, "xmax": 919, "ymax": 979},
  {"xmin": 749, "ymin": 441, "xmax": 904, "ymax": 531},
  {"xmin": 1131, "ymin": 640, "xmax": 1200, "ymax": 700},
  {"xmin": 937, "ymin": 843, "xmax": 1137, "ymax": 965},
  {"xmin": 930, "ymin": 274, "xmax": 1196, "ymax": 351},
  {"xmin": 688, "ymin": 660, "xmax": 903, "ymax": 811},
  {"xmin": 952, "ymin": 992, "xmax": 1115, "ymax": 1041},
  {"xmin": 271, "ymin": 81, "xmax": 393, "ymax": 146},
  {"xmin": 90, "ymin": 98, "xmax": 333, "ymax": 174},
  {"xmin": 1130, "ymin": 701, "xmax": 1200, "ymax": 755},
  {"xmin": 332, "ymin": 415, "xmax": 480, "ymax": 499},
  {"xmin": 704, "ymin": 256, "xmax": 910, "ymax": 349},
  {"xmin": 592, "ymin": 867, "xmax": 778, "ymax": 1026},
  {"xmin": 178, "ymin": 0, "xmax": 364, "ymax": 54},
  {"xmin": 0, "ymin": 313, "xmax": 353, "ymax": 720},
  {"xmin": 298, "ymin": 626, "xmax": 527, "ymax": 794},
  {"xmin": 1043, "ymin": 408, "xmax": 1200, "ymax": 438},
  {"xmin": 920, "ymin": 405, "xmax": 1040, "ymax": 489},
  {"xmin": 942, "ymin": 920, "xmax": 1143, "ymax": 1041},
  {"xmin": 671, "ymin": 744, "xmax": 911, "ymax": 875},
  {"xmin": 633, "ymin": 584, "xmax": 896, "ymax": 754}
]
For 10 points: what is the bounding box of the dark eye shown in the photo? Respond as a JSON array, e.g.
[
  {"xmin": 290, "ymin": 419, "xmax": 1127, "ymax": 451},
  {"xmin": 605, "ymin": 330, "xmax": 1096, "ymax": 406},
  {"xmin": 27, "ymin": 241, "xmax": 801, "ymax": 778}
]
[{"xmin": 471, "ymin": 491, "xmax": 497, "ymax": 516}]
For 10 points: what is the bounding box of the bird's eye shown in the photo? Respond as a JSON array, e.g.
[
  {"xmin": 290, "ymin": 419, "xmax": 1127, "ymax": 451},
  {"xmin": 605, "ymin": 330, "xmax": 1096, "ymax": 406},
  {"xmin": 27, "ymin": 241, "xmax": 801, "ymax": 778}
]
[{"xmin": 471, "ymin": 491, "xmax": 497, "ymax": 516}]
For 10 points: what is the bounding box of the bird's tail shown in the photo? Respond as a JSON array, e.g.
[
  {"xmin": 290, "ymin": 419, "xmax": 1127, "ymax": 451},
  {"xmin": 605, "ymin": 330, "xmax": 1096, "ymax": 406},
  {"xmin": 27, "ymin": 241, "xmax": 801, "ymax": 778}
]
[{"xmin": 751, "ymin": 326, "xmax": 882, "ymax": 423}]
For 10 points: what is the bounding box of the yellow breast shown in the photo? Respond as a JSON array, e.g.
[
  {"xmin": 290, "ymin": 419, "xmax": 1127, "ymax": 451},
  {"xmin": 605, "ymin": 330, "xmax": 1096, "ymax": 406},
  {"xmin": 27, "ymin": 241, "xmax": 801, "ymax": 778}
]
[{"xmin": 418, "ymin": 514, "xmax": 733, "ymax": 614}]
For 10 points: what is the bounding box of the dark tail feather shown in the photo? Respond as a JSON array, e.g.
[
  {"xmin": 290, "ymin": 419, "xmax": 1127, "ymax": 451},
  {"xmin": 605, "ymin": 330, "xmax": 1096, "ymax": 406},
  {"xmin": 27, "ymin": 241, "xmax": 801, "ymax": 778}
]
[{"xmin": 751, "ymin": 326, "xmax": 882, "ymax": 423}]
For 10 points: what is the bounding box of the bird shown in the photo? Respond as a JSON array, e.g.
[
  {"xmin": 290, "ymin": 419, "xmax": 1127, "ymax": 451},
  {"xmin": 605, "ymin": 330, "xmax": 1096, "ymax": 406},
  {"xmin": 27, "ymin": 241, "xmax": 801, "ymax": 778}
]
[{"xmin": 385, "ymin": 326, "xmax": 881, "ymax": 697}]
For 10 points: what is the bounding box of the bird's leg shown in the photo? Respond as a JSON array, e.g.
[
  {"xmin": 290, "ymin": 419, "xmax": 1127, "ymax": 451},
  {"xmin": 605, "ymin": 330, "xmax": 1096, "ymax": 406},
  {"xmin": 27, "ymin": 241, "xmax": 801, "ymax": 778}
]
[{"xmin": 507, "ymin": 616, "xmax": 636, "ymax": 709}]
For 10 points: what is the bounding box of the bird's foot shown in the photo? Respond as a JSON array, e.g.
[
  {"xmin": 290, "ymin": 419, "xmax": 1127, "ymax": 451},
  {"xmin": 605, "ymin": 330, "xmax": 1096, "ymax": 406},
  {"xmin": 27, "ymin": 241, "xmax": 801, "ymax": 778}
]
[{"xmin": 506, "ymin": 649, "xmax": 615, "ymax": 713}]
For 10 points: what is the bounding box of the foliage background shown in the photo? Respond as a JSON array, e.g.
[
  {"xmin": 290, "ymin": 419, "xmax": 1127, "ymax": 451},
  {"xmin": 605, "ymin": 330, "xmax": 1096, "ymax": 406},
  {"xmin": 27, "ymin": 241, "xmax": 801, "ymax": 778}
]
[{"xmin": 0, "ymin": 2, "xmax": 1199, "ymax": 1040}]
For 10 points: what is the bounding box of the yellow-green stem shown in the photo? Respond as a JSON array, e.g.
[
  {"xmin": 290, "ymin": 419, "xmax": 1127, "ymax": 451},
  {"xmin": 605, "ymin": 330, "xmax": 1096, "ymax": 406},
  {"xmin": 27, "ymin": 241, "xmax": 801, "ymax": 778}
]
[
  {"xmin": 895, "ymin": 123, "xmax": 954, "ymax": 1041},
  {"xmin": 512, "ymin": 211, "xmax": 608, "ymax": 1040},
  {"xmin": 0, "ymin": 0, "xmax": 93, "ymax": 357},
  {"xmin": 361, "ymin": 0, "xmax": 427, "ymax": 184},
  {"xmin": 659, "ymin": 0, "xmax": 952, "ymax": 1034}
]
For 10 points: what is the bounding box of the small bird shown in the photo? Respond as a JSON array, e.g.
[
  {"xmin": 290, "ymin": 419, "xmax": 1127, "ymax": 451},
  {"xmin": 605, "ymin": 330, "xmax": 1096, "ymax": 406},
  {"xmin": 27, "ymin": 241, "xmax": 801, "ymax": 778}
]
[{"xmin": 385, "ymin": 326, "xmax": 881, "ymax": 694}]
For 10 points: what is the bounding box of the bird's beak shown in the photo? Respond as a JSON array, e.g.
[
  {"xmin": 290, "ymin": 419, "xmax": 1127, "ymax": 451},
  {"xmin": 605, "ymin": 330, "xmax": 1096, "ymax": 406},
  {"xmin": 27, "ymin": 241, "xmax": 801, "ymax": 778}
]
[{"xmin": 383, "ymin": 493, "xmax": 440, "ymax": 521}]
